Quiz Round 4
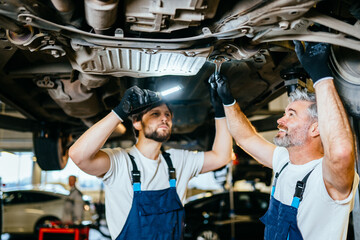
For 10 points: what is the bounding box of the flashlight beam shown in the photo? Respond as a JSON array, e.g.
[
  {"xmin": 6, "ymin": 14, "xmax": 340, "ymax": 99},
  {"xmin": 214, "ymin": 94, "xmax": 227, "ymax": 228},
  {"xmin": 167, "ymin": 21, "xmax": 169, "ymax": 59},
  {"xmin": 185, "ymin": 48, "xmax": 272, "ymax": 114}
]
[{"xmin": 160, "ymin": 85, "xmax": 182, "ymax": 96}]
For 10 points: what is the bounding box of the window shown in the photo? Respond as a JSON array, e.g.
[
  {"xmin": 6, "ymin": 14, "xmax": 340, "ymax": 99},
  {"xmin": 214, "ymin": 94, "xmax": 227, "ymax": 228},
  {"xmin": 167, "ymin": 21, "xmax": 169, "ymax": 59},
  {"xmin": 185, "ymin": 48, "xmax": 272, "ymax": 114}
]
[
  {"xmin": 0, "ymin": 152, "xmax": 33, "ymax": 187},
  {"xmin": 3, "ymin": 191, "xmax": 62, "ymax": 205},
  {"xmin": 3, "ymin": 192, "xmax": 16, "ymax": 205},
  {"xmin": 23, "ymin": 191, "xmax": 61, "ymax": 203},
  {"xmin": 42, "ymin": 158, "xmax": 103, "ymax": 191}
]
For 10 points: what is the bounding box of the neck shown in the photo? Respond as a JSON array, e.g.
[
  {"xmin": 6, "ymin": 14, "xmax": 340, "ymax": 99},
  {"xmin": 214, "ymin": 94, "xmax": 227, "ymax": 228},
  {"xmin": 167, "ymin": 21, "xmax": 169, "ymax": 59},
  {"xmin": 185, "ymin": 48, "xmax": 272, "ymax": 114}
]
[
  {"xmin": 287, "ymin": 143, "xmax": 323, "ymax": 165},
  {"xmin": 135, "ymin": 137, "xmax": 162, "ymax": 160}
]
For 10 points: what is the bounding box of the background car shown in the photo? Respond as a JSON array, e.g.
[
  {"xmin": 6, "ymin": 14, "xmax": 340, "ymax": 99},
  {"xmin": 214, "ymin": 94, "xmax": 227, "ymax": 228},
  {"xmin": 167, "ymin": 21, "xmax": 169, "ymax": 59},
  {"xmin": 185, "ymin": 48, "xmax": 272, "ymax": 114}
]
[
  {"xmin": 2, "ymin": 185, "xmax": 96, "ymax": 236},
  {"xmin": 0, "ymin": 0, "xmax": 359, "ymax": 171},
  {"xmin": 184, "ymin": 191, "xmax": 270, "ymax": 240}
]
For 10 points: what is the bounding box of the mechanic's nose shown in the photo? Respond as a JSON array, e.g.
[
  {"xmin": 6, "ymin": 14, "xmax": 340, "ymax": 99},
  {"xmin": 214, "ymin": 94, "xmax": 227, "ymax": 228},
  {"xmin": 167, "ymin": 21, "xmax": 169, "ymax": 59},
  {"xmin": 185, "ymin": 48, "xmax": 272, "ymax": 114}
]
[
  {"xmin": 161, "ymin": 114, "xmax": 168, "ymax": 122},
  {"xmin": 277, "ymin": 115, "xmax": 285, "ymax": 125}
]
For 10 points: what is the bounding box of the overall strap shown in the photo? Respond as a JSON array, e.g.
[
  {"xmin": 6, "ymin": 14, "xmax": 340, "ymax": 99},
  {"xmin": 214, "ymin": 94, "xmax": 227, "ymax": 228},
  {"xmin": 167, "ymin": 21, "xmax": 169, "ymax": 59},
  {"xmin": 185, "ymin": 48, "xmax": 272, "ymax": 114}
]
[
  {"xmin": 162, "ymin": 151, "xmax": 177, "ymax": 188},
  {"xmin": 291, "ymin": 167, "xmax": 316, "ymax": 208},
  {"xmin": 128, "ymin": 153, "xmax": 141, "ymax": 192},
  {"xmin": 271, "ymin": 162, "xmax": 289, "ymax": 196}
]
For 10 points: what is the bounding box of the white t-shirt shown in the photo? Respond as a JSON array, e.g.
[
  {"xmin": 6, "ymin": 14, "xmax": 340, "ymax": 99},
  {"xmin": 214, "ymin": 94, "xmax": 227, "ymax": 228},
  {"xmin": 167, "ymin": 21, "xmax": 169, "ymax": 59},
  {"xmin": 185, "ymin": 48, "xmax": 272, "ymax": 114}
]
[
  {"xmin": 272, "ymin": 147, "xmax": 359, "ymax": 240},
  {"xmin": 101, "ymin": 146, "xmax": 204, "ymax": 239}
]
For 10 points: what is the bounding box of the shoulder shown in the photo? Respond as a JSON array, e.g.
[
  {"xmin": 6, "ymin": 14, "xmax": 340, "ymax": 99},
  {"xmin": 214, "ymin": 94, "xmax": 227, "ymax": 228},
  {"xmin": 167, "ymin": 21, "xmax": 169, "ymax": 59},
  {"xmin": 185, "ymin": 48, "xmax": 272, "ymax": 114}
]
[
  {"xmin": 165, "ymin": 148, "xmax": 204, "ymax": 173},
  {"xmin": 167, "ymin": 148, "xmax": 204, "ymax": 160},
  {"xmin": 272, "ymin": 147, "xmax": 289, "ymax": 172},
  {"xmin": 101, "ymin": 147, "xmax": 133, "ymax": 183},
  {"xmin": 74, "ymin": 188, "xmax": 83, "ymax": 196},
  {"xmin": 101, "ymin": 147, "xmax": 127, "ymax": 158}
]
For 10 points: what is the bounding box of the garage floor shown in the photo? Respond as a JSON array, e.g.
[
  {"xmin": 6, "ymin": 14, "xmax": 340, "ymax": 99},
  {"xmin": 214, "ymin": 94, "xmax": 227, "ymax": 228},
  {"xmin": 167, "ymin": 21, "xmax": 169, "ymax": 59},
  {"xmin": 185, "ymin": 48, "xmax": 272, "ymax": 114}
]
[{"xmin": 1, "ymin": 228, "xmax": 110, "ymax": 240}]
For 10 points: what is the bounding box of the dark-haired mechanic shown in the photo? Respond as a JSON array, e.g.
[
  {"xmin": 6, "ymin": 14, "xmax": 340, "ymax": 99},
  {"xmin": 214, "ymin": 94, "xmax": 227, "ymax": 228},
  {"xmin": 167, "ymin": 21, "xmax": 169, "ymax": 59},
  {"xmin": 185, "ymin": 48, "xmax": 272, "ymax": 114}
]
[{"xmin": 69, "ymin": 85, "xmax": 232, "ymax": 239}]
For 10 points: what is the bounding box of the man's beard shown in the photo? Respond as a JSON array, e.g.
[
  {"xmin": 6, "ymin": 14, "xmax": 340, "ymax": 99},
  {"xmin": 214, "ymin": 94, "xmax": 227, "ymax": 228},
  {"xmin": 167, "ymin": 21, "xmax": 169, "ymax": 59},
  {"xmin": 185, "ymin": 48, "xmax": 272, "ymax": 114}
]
[
  {"xmin": 273, "ymin": 134, "xmax": 293, "ymax": 147},
  {"xmin": 143, "ymin": 123, "xmax": 171, "ymax": 142},
  {"xmin": 273, "ymin": 124, "xmax": 310, "ymax": 148}
]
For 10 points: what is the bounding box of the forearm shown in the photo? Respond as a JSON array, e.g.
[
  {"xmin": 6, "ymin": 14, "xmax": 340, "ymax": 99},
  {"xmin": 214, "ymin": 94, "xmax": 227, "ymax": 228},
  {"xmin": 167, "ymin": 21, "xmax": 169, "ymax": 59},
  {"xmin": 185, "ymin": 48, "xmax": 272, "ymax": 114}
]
[
  {"xmin": 316, "ymin": 80, "xmax": 355, "ymax": 191},
  {"xmin": 224, "ymin": 103, "xmax": 275, "ymax": 168},
  {"xmin": 69, "ymin": 112, "xmax": 122, "ymax": 171},
  {"xmin": 201, "ymin": 118, "xmax": 232, "ymax": 173},
  {"xmin": 212, "ymin": 118, "xmax": 233, "ymax": 163},
  {"xmin": 224, "ymin": 104, "xmax": 257, "ymax": 144}
]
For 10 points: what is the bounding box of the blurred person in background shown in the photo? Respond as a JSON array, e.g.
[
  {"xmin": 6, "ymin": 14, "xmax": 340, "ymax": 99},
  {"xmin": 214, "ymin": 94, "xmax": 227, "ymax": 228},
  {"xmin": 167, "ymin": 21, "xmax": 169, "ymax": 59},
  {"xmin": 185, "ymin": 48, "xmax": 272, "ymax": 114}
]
[{"xmin": 63, "ymin": 175, "xmax": 84, "ymax": 224}]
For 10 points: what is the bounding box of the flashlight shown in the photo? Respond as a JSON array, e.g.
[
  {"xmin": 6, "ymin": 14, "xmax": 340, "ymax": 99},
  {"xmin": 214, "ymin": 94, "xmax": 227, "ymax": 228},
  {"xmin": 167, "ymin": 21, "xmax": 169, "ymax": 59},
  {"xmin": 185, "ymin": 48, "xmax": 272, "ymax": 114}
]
[{"xmin": 160, "ymin": 85, "xmax": 183, "ymax": 97}]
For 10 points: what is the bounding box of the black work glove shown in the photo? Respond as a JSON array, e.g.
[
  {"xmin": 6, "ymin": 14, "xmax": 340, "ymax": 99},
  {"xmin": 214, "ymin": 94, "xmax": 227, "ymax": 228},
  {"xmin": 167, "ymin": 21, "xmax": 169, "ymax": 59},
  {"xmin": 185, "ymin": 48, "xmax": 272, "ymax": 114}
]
[
  {"xmin": 112, "ymin": 86, "xmax": 161, "ymax": 120},
  {"xmin": 293, "ymin": 41, "xmax": 332, "ymax": 87},
  {"xmin": 209, "ymin": 73, "xmax": 235, "ymax": 106},
  {"xmin": 208, "ymin": 77, "xmax": 225, "ymax": 118}
]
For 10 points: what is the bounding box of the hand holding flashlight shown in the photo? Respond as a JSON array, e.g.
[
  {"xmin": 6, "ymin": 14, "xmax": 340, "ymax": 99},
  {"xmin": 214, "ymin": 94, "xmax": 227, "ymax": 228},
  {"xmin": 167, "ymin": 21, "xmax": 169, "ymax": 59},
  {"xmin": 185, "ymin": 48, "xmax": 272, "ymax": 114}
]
[
  {"xmin": 112, "ymin": 85, "xmax": 182, "ymax": 121},
  {"xmin": 112, "ymin": 86, "xmax": 161, "ymax": 121}
]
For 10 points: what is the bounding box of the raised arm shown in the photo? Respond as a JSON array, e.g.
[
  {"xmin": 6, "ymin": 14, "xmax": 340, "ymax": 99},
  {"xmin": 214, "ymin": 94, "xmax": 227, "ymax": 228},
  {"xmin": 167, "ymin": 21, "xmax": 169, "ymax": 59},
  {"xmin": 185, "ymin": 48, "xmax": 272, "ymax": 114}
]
[
  {"xmin": 294, "ymin": 41, "xmax": 355, "ymax": 200},
  {"xmin": 202, "ymin": 83, "xmax": 233, "ymax": 173},
  {"xmin": 224, "ymin": 103, "xmax": 276, "ymax": 168},
  {"xmin": 69, "ymin": 112, "xmax": 120, "ymax": 177},
  {"xmin": 210, "ymin": 73, "xmax": 276, "ymax": 168},
  {"xmin": 69, "ymin": 86, "xmax": 161, "ymax": 177}
]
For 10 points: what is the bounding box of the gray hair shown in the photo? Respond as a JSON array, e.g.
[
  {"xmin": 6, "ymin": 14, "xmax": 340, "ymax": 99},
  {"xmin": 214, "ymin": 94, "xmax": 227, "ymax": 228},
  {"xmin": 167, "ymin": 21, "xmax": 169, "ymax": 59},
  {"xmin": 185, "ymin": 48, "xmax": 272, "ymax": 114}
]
[{"xmin": 288, "ymin": 89, "xmax": 317, "ymax": 122}]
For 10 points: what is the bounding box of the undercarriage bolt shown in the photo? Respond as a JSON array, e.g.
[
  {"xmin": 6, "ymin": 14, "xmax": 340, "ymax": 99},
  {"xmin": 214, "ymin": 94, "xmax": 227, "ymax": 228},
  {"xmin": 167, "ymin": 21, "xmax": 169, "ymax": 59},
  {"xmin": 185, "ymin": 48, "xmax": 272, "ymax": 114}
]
[
  {"xmin": 51, "ymin": 50, "xmax": 60, "ymax": 58},
  {"xmin": 279, "ymin": 21, "xmax": 289, "ymax": 29}
]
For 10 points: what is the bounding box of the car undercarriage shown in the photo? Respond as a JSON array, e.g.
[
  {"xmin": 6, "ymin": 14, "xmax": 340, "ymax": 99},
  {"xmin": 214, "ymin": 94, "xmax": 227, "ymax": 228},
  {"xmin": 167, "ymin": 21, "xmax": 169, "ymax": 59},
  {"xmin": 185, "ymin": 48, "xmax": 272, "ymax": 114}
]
[{"xmin": 0, "ymin": 0, "xmax": 359, "ymax": 170}]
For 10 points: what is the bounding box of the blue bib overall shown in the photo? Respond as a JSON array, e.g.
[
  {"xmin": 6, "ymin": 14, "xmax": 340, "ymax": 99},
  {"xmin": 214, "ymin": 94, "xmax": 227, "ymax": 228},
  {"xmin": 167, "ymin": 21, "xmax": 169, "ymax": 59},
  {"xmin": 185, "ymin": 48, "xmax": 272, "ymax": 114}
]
[
  {"xmin": 260, "ymin": 162, "xmax": 315, "ymax": 240},
  {"xmin": 116, "ymin": 152, "xmax": 184, "ymax": 240}
]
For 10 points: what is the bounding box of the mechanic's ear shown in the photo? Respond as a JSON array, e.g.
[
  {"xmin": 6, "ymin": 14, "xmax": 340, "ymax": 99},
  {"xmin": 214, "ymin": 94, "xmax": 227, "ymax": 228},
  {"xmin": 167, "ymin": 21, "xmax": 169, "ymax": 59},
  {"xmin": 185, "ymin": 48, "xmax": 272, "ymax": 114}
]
[
  {"xmin": 310, "ymin": 121, "xmax": 320, "ymax": 138},
  {"xmin": 133, "ymin": 120, "xmax": 142, "ymax": 131}
]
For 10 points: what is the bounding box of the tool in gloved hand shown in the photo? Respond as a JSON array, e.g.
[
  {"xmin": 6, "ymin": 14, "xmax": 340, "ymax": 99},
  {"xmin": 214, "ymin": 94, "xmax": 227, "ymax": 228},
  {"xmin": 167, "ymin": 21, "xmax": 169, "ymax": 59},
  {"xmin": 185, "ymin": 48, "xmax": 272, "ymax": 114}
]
[
  {"xmin": 112, "ymin": 86, "xmax": 161, "ymax": 121},
  {"xmin": 293, "ymin": 41, "xmax": 332, "ymax": 87},
  {"xmin": 209, "ymin": 73, "xmax": 236, "ymax": 106},
  {"xmin": 209, "ymin": 55, "xmax": 235, "ymax": 106},
  {"xmin": 208, "ymin": 74, "xmax": 225, "ymax": 119}
]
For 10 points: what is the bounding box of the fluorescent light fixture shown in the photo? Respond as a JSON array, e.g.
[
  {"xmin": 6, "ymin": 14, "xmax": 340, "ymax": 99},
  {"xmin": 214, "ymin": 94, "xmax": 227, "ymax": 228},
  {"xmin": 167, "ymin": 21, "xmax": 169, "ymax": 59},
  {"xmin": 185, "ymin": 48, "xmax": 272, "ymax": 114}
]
[{"xmin": 160, "ymin": 85, "xmax": 182, "ymax": 97}]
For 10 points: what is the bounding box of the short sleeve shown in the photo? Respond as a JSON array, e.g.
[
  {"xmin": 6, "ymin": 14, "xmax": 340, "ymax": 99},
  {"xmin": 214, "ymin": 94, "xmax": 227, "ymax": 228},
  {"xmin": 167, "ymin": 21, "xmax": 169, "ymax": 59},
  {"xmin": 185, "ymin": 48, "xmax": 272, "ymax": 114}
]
[
  {"xmin": 168, "ymin": 149, "xmax": 204, "ymax": 179},
  {"xmin": 184, "ymin": 150, "xmax": 204, "ymax": 178},
  {"xmin": 100, "ymin": 148, "xmax": 127, "ymax": 185},
  {"xmin": 331, "ymin": 172, "xmax": 359, "ymax": 206}
]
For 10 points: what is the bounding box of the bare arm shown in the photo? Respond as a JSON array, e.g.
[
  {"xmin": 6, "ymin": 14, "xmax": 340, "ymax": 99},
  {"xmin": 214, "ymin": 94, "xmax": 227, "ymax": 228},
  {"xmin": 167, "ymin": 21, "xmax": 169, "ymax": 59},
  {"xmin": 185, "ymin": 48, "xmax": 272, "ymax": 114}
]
[
  {"xmin": 209, "ymin": 73, "xmax": 275, "ymax": 168},
  {"xmin": 69, "ymin": 112, "xmax": 122, "ymax": 177},
  {"xmin": 316, "ymin": 79, "xmax": 355, "ymax": 200},
  {"xmin": 224, "ymin": 103, "xmax": 276, "ymax": 168},
  {"xmin": 293, "ymin": 41, "xmax": 355, "ymax": 200},
  {"xmin": 201, "ymin": 118, "xmax": 233, "ymax": 173}
]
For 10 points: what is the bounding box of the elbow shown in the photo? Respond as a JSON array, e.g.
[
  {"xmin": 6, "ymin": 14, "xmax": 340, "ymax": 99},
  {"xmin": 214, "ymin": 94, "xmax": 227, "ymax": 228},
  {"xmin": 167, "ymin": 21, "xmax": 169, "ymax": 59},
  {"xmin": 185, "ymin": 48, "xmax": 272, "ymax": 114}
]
[
  {"xmin": 336, "ymin": 144, "xmax": 354, "ymax": 160},
  {"xmin": 68, "ymin": 145, "xmax": 83, "ymax": 166},
  {"xmin": 222, "ymin": 150, "xmax": 233, "ymax": 166},
  {"xmin": 331, "ymin": 145, "xmax": 355, "ymax": 168}
]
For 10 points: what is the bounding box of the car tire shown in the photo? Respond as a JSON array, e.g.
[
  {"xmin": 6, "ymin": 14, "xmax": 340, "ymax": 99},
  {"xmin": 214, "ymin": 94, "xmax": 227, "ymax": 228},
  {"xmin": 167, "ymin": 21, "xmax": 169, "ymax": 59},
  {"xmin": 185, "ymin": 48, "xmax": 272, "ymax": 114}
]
[
  {"xmin": 334, "ymin": 79, "xmax": 360, "ymax": 118},
  {"xmin": 195, "ymin": 229, "xmax": 221, "ymax": 240},
  {"xmin": 330, "ymin": 46, "xmax": 360, "ymax": 118},
  {"xmin": 33, "ymin": 130, "xmax": 69, "ymax": 170}
]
